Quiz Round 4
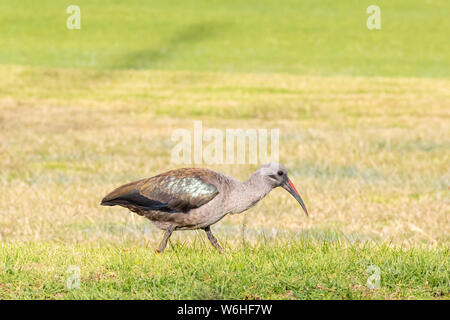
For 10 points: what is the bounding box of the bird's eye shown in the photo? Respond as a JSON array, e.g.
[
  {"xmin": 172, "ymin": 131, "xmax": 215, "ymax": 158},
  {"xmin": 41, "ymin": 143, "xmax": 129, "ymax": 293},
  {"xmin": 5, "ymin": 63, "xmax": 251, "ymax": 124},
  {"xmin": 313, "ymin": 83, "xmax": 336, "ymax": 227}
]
[{"xmin": 277, "ymin": 171, "xmax": 283, "ymax": 176}]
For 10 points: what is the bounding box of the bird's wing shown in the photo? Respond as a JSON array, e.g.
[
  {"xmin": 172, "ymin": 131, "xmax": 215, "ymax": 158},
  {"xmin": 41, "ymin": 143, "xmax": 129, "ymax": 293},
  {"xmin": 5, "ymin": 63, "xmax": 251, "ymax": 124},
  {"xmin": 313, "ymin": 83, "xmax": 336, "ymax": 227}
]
[{"xmin": 101, "ymin": 168, "xmax": 219, "ymax": 213}]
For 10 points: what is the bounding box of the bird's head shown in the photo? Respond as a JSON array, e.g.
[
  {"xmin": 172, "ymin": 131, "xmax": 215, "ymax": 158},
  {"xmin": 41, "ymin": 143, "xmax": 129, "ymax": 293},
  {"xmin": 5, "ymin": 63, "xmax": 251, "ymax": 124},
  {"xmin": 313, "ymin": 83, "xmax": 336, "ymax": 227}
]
[{"xmin": 257, "ymin": 162, "xmax": 308, "ymax": 216}]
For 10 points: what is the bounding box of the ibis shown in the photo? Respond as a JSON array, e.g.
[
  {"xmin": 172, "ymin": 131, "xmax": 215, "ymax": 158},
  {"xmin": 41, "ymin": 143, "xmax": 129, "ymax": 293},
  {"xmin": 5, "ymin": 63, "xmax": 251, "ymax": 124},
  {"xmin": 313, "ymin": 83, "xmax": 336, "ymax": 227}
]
[{"xmin": 101, "ymin": 162, "xmax": 308, "ymax": 253}]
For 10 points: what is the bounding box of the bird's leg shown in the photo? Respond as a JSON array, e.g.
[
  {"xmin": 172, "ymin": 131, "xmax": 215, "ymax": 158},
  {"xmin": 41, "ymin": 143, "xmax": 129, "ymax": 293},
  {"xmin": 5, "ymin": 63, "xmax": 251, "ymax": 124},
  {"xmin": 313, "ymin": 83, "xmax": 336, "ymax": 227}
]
[
  {"xmin": 203, "ymin": 226, "xmax": 224, "ymax": 253},
  {"xmin": 156, "ymin": 225, "xmax": 175, "ymax": 253}
]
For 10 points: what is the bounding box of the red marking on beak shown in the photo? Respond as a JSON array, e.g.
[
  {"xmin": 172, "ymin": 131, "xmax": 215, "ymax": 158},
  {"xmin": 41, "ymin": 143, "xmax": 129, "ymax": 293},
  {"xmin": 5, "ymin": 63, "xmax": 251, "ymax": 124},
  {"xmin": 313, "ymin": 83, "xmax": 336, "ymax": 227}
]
[
  {"xmin": 282, "ymin": 178, "xmax": 308, "ymax": 216},
  {"xmin": 289, "ymin": 179, "xmax": 299, "ymax": 195}
]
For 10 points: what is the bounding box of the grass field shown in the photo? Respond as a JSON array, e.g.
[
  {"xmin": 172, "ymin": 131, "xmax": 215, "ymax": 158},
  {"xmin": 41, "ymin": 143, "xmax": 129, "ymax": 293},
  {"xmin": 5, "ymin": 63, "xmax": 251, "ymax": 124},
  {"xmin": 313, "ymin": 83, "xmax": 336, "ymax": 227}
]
[
  {"xmin": 1, "ymin": 0, "xmax": 449, "ymax": 77},
  {"xmin": 1, "ymin": 242, "xmax": 448, "ymax": 299},
  {"xmin": 0, "ymin": 1, "xmax": 449, "ymax": 299}
]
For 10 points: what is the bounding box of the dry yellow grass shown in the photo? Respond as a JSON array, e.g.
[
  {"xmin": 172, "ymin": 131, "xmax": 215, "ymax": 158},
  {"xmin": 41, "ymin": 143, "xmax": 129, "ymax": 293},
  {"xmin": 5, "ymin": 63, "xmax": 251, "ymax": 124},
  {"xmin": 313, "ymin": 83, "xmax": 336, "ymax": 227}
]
[{"xmin": 0, "ymin": 65, "xmax": 449, "ymax": 247}]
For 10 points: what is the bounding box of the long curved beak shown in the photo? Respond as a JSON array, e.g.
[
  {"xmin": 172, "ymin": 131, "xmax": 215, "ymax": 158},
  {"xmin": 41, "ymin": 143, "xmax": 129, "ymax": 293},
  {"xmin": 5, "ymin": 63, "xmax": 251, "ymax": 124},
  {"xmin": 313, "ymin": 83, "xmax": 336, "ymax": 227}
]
[{"xmin": 282, "ymin": 179, "xmax": 308, "ymax": 216}]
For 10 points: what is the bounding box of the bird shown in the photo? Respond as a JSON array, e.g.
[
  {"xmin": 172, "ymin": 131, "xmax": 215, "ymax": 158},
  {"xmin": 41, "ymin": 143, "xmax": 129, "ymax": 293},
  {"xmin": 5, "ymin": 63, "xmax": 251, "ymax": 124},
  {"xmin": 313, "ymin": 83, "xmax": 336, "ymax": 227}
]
[{"xmin": 101, "ymin": 162, "xmax": 308, "ymax": 253}]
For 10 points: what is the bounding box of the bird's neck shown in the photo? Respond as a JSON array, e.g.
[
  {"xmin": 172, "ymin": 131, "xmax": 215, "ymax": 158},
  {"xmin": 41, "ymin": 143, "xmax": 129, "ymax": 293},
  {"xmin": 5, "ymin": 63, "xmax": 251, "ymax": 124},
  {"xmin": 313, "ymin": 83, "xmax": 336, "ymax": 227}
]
[{"xmin": 229, "ymin": 173, "xmax": 273, "ymax": 214}]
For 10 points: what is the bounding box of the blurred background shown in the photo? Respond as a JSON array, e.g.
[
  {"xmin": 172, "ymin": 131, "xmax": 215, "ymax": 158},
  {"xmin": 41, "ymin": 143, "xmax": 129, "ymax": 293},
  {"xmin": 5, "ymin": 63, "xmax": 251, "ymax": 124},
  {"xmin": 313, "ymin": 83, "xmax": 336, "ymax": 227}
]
[{"xmin": 0, "ymin": 0, "xmax": 448, "ymax": 247}]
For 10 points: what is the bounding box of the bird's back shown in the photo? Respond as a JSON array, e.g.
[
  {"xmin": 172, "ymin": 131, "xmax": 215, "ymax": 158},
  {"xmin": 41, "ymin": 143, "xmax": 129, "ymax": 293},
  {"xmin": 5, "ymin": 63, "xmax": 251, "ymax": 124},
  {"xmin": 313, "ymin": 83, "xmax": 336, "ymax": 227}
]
[{"xmin": 101, "ymin": 168, "xmax": 224, "ymax": 214}]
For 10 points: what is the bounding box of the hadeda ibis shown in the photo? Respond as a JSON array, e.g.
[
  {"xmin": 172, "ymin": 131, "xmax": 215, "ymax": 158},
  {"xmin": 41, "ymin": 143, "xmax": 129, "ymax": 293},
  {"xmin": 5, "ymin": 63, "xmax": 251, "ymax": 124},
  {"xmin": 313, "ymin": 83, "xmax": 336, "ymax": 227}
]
[{"xmin": 101, "ymin": 162, "xmax": 308, "ymax": 253}]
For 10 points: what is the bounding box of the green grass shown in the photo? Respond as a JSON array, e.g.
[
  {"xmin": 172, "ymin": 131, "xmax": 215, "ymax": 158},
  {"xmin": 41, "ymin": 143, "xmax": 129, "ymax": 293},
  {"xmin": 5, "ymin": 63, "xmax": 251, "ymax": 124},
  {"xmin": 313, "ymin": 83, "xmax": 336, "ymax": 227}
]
[
  {"xmin": 1, "ymin": 242, "xmax": 448, "ymax": 299},
  {"xmin": 0, "ymin": 65, "xmax": 448, "ymax": 300},
  {"xmin": 0, "ymin": 0, "xmax": 449, "ymax": 77}
]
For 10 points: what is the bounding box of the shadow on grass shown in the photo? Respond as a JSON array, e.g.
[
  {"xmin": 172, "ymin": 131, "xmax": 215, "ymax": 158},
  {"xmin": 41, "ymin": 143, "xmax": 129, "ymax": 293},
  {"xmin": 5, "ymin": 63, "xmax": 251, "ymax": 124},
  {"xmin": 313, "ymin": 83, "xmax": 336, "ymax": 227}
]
[{"xmin": 109, "ymin": 22, "xmax": 225, "ymax": 69}]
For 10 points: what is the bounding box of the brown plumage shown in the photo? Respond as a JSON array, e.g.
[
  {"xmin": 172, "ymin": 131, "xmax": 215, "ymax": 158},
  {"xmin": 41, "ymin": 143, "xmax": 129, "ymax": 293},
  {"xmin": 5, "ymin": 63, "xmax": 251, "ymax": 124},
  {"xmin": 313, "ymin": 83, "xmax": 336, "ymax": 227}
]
[
  {"xmin": 101, "ymin": 163, "xmax": 308, "ymax": 253},
  {"xmin": 102, "ymin": 168, "xmax": 219, "ymax": 213}
]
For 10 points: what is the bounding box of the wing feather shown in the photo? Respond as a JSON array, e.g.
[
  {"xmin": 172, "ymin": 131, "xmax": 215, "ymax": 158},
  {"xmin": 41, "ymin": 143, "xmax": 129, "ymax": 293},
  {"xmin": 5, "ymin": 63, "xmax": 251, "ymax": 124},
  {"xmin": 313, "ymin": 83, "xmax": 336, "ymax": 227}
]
[{"xmin": 101, "ymin": 168, "xmax": 219, "ymax": 213}]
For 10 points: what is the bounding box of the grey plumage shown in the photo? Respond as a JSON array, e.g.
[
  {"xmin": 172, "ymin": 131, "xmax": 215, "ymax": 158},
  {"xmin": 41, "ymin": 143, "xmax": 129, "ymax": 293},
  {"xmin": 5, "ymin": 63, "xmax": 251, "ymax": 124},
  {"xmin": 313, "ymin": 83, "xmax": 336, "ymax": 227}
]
[{"xmin": 101, "ymin": 162, "xmax": 308, "ymax": 253}]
